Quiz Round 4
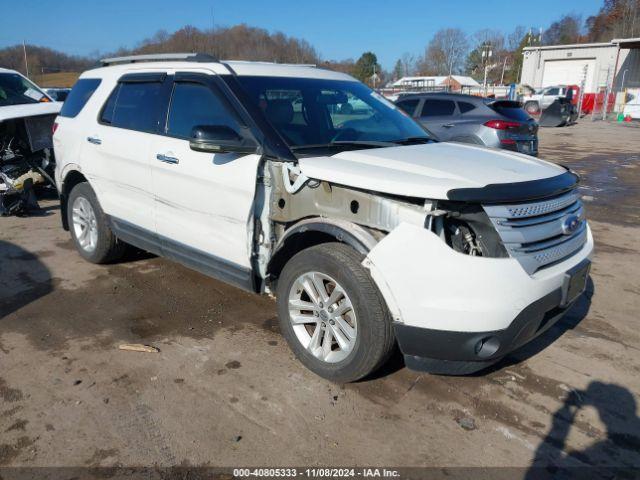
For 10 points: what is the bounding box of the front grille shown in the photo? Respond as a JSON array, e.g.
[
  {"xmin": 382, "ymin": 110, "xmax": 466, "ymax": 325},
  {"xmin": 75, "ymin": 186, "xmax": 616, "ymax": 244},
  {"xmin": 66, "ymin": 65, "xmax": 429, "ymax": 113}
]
[{"xmin": 483, "ymin": 190, "xmax": 587, "ymax": 274}]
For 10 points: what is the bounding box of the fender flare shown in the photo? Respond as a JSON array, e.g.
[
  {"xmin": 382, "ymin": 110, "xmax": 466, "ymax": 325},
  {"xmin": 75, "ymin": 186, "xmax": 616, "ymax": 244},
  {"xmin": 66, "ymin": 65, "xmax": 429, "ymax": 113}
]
[
  {"xmin": 266, "ymin": 218, "xmax": 380, "ymax": 281},
  {"xmin": 275, "ymin": 217, "xmax": 379, "ymax": 256},
  {"xmin": 58, "ymin": 166, "xmax": 86, "ymax": 230}
]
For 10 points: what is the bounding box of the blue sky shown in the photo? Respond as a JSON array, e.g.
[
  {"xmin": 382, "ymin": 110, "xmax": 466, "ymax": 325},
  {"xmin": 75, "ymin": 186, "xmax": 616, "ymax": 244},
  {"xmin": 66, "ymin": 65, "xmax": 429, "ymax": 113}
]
[{"xmin": 1, "ymin": 0, "xmax": 603, "ymax": 69}]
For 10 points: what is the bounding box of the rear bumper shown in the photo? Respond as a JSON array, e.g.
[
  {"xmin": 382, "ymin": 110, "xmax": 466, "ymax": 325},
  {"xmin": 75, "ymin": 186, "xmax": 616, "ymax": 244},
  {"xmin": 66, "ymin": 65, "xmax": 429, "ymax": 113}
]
[{"xmin": 500, "ymin": 138, "xmax": 538, "ymax": 156}]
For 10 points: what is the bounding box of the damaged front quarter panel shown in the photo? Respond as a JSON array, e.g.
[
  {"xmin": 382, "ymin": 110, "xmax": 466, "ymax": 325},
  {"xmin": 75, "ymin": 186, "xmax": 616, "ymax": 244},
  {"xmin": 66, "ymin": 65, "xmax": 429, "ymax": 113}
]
[
  {"xmin": 258, "ymin": 159, "xmax": 432, "ymax": 292},
  {"xmin": 269, "ymin": 161, "xmax": 429, "ymax": 232}
]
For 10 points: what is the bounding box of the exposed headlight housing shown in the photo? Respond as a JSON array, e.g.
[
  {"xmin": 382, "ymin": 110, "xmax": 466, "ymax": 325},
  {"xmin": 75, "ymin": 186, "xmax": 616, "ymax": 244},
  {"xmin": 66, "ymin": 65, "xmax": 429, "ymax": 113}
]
[{"xmin": 428, "ymin": 202, "xmax": 508, "ymax": 258}]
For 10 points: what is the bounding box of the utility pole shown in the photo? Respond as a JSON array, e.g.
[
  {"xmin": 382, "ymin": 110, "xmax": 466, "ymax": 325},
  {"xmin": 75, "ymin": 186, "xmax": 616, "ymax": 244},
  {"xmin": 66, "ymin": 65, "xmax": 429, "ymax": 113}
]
[
  {"xmin": 481, "ymin": 43, "xmax": 493, "ymax": 95},
  {"xmin": 372, "ymin": 64, "xmax": 377, "ymax": 89},
  {"xmin": 23, "ymin": 40, "xmax": 29, "ymax": 78},
  {"xmin": 500, "ymin": 56, "xmax": 508, "ymax": 85}
]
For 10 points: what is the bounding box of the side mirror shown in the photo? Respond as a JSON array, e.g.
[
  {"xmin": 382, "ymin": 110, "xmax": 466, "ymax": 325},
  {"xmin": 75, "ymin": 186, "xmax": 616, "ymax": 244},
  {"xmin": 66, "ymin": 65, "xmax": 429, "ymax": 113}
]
[{"xmin": 189, "ymin": 125, "xmax": 257, "ymax": 154}]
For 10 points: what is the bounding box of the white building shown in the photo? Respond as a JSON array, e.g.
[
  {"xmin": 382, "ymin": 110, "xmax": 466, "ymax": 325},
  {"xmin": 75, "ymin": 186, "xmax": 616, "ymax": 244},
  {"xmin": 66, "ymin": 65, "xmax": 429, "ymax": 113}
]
[
  {"xmin": 390, "ymin": 75, "xmax": 481, "ymax": 90},
  {"xmin": 521, "ymin": 38, "xmax": 640, "ymax": 93}
]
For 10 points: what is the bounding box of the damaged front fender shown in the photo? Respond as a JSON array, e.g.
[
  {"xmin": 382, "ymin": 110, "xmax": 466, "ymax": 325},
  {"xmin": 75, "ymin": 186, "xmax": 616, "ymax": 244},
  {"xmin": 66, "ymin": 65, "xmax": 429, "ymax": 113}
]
[{"xmin": 0, "ymin": 111, "xmax": 58, "ymax": 216}]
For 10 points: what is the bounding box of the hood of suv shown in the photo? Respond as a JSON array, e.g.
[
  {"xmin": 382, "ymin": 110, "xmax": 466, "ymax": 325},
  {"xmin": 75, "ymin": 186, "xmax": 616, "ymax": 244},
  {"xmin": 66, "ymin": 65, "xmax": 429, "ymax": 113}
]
[
  {"xmin": 0, "ymin": 102, "xmax": 62, "ymax": 122},
  {"xmin": 297, "ymin": 142, "xmax": 566, "ymax": 200}
]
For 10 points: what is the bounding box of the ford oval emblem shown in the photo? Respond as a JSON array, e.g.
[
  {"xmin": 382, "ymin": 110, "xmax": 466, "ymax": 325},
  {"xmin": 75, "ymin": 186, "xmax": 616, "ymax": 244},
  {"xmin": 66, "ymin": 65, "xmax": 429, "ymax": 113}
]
[{"xmin": 562, "ymin": 214, "xmax": 580, "ymax": 235}]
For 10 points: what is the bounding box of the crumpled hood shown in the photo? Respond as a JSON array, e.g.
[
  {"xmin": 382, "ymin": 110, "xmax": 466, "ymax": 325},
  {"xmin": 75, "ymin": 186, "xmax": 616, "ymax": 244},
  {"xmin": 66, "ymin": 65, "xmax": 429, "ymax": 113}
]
[
  {"xmin": 298, "ymin": 142, "xmax": 566, "ymax": 200},
  {"xmin": 0, "ymin": 102, "xmax": 62, "ymax": 122}
]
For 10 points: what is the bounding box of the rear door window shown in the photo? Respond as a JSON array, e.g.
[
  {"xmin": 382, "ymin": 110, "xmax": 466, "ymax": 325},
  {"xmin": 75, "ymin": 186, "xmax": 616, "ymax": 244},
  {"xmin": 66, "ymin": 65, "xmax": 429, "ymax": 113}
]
[
  {"xmin": 59, "ymin": 80, "xmax": 100, "ymax": 117},
  {"xmin": 420, "ymin": 99, "xmax": 456, "ymax": 117},
  {"xmin": 396, "ymin": 98, "xmax": 419, "ymax": 115},
  {"xmin": 166, "ymin": 82, "xmax": 241, "ymax": 138},
  {"xmin": 101, "ymin": 81, "xmax": 165, "ymax": 133}
]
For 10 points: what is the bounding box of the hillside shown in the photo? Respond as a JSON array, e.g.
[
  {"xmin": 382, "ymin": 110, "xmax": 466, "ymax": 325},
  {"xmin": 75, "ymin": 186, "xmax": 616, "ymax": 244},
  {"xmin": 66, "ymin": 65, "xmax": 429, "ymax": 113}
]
[{"xmin": 32, "ymin": 72, "xmax": 81, "ymax": 88}]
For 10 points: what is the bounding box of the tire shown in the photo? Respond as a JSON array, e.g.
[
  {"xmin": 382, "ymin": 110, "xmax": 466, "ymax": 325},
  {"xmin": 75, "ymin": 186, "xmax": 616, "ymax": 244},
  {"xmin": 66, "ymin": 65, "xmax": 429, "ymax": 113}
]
[
  {"xmin": 524, "ymin": 101, "xmax": 540, "ymax": 115},
  {"xmin": 276, "ymin": 243, "xmax": 394, "ymax": 383},
  {"xmin": 67, "ymin": 182, "xmax": 126, "ymax": 264}
]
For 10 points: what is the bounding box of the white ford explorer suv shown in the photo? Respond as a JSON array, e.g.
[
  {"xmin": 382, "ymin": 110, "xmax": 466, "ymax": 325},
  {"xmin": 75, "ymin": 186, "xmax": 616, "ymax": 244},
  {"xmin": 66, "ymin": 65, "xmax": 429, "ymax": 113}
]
[{"xmin": 53, "ymin": 53, "xmax": 593, "ymax": 382}]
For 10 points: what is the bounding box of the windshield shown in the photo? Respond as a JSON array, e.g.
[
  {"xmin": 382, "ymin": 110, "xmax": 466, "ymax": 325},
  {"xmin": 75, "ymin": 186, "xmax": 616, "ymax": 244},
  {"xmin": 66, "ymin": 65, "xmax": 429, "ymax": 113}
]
[
  {"xmin": 233, "ymin": 76, "xmax": 433, "ymax": 152},
  {"xmin": 0, "ymin": 73, "xmax": 50, "ymax": 106}
]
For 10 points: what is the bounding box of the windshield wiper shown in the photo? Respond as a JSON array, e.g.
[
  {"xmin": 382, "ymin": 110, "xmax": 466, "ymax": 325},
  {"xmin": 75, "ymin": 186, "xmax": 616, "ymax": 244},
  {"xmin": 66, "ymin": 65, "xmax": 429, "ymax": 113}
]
[
  {"xmin": 291, "ymin": 140, "xmax": 396, "ymax": 151},
  {"xmin": 390, "ymin": 136, "xmax": 433, "ymax": 145}
]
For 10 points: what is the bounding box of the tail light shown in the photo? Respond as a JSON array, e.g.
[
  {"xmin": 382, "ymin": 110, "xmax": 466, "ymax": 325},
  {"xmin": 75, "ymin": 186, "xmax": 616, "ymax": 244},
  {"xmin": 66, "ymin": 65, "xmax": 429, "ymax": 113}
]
[
  {"xmin": 52, "ymin": 122, "xmax": 59, "ymax": 135},
  {"xmin": 484, "ymin": 120, "xmax": 522, "ymax": 130}
]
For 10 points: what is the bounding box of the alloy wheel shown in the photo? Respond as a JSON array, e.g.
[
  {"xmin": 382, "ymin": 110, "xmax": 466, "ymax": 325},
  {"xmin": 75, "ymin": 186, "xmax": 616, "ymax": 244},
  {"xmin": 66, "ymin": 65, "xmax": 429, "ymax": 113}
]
[
  {"xmin": 71, "ymin": 196, "xmax": 98, "ymax": 253},
  {"xmin": 288, "ymin": 271, "xmax": 357, "ymax": 363}
]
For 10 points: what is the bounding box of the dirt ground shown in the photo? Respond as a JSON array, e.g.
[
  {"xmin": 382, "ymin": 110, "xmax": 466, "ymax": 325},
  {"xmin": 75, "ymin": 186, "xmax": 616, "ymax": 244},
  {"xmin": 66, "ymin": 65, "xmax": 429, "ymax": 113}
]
[{"xmin": 1, "ymin": 120, "xmax": 639, "ymax": 475}]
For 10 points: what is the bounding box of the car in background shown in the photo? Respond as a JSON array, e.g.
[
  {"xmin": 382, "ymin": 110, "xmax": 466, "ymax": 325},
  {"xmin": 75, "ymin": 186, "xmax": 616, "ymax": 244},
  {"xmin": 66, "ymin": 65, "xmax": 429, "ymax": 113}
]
[
  {"xmin": 44, "ymin": 87, "xmax": 72, "ymax": 102},
  {"xmin": 395, "ymin": 92, "xmax": 539, "ymax": 156},
  {"xmin": 521, "ymin": 85, "xmax": 578, "ymax": 115},
  {"xmin": 1, "ymin": 68, "xmax": 61, "ymax": 214}
]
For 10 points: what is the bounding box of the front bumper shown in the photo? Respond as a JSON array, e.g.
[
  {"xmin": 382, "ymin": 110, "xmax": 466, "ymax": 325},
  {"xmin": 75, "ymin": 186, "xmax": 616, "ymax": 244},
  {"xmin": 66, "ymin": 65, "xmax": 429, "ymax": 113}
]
[
  {"xmin": 363, "ymin": 222, "xmax": 593, "ymax": 375},
  {"xmin": 393, "ymin": 275, "xmax": 587, "ymax": 374}
]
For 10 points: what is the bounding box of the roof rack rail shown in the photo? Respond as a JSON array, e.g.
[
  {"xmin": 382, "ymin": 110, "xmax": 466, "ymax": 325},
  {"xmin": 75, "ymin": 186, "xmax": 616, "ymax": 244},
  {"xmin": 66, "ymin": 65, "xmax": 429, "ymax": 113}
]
[
  {"xmin": 100, "ymin": 53, "xmax": 218, "ymax": 66},
  {"xmin": 223, "ymin": 60, "xmax": 317, "ymax": 68}
]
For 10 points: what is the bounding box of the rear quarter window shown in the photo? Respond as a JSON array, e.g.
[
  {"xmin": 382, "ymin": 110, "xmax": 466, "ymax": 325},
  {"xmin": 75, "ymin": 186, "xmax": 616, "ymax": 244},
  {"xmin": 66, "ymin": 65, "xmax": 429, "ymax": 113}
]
[
  {"xmin": 458, "ymin": 101, "xmax": 476, "ymax": 114},
  {"xmin": 59, "ymin": 79, "xmax": 101, "ymax": 118}
]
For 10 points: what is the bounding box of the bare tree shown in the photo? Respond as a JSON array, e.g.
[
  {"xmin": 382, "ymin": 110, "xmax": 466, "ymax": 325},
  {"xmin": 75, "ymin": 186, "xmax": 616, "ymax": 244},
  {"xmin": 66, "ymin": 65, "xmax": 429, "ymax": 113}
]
[
  {"xmin": 418, "ymin": 28, "xmax": 469, "ymax": 76},
  {"xmin": 508, "ymin": 26, "xmax": 527, "ymax": 51},
  {"xmin": 401, "ymin": 52, "xmax": 416, "ymax": 76}
]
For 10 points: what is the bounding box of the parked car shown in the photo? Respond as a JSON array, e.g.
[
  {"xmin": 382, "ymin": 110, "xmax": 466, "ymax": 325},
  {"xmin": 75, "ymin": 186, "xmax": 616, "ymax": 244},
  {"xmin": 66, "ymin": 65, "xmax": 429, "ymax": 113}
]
[
  {"xmin": 53, "ymin": 54, "xmax": 592, "ymax": 382},
  {"xmin": 44, "ymin": 87, "xmax": 72, "ymax": 102},
  {"xmin": 521, "ymin": 85, "xmax": 578, "ymax": 114},
  {"xmin": 395, "ymin": 92, "xmax": 539, "ymax": 156},
  {"xmin": 1, "ymin": 68, "xmax": 60, "ymax": 215}
]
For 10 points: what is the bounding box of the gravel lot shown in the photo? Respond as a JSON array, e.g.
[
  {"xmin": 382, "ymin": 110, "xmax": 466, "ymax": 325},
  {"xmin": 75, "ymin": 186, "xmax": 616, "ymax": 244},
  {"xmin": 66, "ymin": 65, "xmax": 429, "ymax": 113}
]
[{"xmin": 1, "ymin": 120, "xmax": 639, "ymax": 474}]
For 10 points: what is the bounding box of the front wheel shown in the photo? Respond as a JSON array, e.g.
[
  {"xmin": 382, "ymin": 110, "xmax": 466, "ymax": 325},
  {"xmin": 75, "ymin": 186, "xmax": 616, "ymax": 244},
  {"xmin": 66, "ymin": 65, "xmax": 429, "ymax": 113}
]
[{"xmin": 276, "ymin": 243, "xmax": 394, "ymax": 383}]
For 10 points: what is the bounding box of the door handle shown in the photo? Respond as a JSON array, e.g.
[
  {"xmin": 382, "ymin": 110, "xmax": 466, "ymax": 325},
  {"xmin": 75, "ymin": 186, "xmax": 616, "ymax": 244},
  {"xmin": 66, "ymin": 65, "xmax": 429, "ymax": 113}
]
[
  {"xmin": 156, "ymin": 153, "xmax": 179, "ymax": 165},
  {"xmin": 87, "ymin": 136, "xmax": 102, "ymax": 145},
  {"xmin": 442, "ymin": 123, "xmax": 455, "ymax": 128}
]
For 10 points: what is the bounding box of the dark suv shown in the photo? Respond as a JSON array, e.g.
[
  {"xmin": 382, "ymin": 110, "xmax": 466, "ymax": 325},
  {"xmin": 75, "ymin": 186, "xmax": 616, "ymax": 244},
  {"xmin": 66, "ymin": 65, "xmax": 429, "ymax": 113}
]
[{"xmin": 395, "ymin": 92, "xmax": 539, "ymax": 156}]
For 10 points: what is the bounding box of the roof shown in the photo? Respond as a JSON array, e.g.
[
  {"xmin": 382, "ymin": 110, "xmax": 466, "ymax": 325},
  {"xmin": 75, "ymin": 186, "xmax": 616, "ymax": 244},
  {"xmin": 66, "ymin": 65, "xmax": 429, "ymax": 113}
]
[
  {"xmin": 0, "ymin": 67, "xmax": 19, "ymax": 74},
  {"xmin": 523, "ymin": 37, "xmax": 640, "ymax": 52},
  {"xmin": 448, "ymin": 75, "xmax": 481, "ymax": 87},
  {"xmin": 397, "ymin": 91, "xmax": 486, "ymax": 103},
  {"xmin": 523, "ymin": 42, "xmax": 613, "ymax": 52},
  {"xmin": 612, "ymin": 37, "xmax": 640, "ymax": 48},
  {"xmin": 392, "ymin": 75, "xmax": 480, "ymax": 87},
  {"xmin": 81, "ymin": 59, "xmax": 355, "ymax": 82}
]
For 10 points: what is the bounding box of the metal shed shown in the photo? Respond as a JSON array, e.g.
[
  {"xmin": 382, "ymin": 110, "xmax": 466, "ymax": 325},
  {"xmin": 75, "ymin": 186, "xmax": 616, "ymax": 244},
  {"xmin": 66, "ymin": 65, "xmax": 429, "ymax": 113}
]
[{"xmin": 521, "ymin": 38, "xmax": 640, "ymax": 94}]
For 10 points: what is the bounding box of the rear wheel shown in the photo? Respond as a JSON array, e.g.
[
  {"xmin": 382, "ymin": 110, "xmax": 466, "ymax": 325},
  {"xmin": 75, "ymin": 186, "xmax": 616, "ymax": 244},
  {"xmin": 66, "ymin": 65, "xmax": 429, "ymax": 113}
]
[
  {"xmin": 524, "ymin": 101, "xmax": 540, "ymax": 115},
  {"xmin": 276, "ymin": 243, "xmax": 394, "ymax": 383},
  {"xmin": 67, "ymin": 182, "xmax": 126, "ymax": 264}
]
